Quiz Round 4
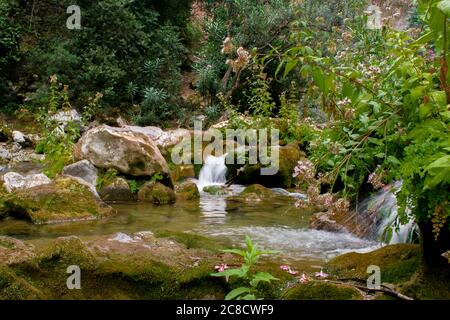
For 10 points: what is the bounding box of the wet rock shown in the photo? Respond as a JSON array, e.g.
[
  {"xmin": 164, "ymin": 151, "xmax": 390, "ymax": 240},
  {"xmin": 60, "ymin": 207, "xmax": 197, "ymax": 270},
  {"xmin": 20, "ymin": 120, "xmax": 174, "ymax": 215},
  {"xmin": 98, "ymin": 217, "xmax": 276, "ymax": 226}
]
[
  {"xmin": 0, "ymin": 177, "xmax": 113, "ymax": 224},
  {"xmin": 229, "ymin": 184, "xmax": 281, "ymax": 202},
  {"xmin": 175, "ymin": 182, "xmax": 200, "ymax": 200},
  {"xmin": 310, "ymin": 212, "xmax": 347, "ymax": 233},
  {"xmin": 98, "ymin": 177, "xmax": 135, "ymax": 202},
  {"xmin": 74, "ymin": 125, "xmax": 170, "ymax": 178},
  {"xmin": 138, "ymin": 181, "xmax": 176, "ymax": 205},
  {"xmin": 276, "ymin": 143, "xmax": 305, "ymax": 188},
  {"xmin": 2, "ymin": 172, "xmax": 51, "ymax": 192},
  {"xmin": 62, "ymin": 160, "xmax": 98, "ymax": 187}
]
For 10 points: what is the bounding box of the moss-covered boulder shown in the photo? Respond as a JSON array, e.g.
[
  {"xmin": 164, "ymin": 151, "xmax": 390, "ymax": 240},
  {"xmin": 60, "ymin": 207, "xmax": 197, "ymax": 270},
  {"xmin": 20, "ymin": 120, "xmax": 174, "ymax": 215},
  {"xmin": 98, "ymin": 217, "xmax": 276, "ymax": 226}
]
[
  {"xmin": 276, "ymin": 143, "xmax": 304, "ymax": 188},
  {"xmin": 203, "ymin": 185, "xmax": 228, "ymax": 195},
  {"xmin": 0, "ymin": 233, "xmax": 232, "ymax": 300},
  {"xmin": 233, "ymin": 143, "xmax": 304, "ymax": 188},
  {"xmin": 98, "ymin": 177, "xmax": 135, "ymax": 202},
  {"xmin": 227, "ymin": 184, "xmax": 290, "ymax": 204},
  {"xmin": 0, "ymin": 236, "xmax": 35, "ymax": 265},
  {"xmin": 138, "ymin": 181, "xmax": 176, "ymax": 205},
  {"xmin": 175, "ymin": 182, "xmax": 200, "ymax": 200},
  {"xmin": 283, "ymin": 281, "xmax": 363, "ymax": 300},
  {"xmin": 0, "ymin": 177, "xmax": 113, "ymax": 224},
  {"xmin": 326, "ymin": 244, "xmax": 421, "ymax": 284}
]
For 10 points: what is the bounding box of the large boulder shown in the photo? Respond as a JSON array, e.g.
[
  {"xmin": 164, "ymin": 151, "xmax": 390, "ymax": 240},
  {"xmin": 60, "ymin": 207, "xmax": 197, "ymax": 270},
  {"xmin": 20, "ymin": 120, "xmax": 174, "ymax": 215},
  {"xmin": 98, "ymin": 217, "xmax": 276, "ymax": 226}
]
[
  {"xmin": 2, "ymin": 172, "xmax": 51, "ymax": 193},
  {"xmin": 138, "ymin": 181, "xmax": 176, "ymax": 205},
  {"xmin": 98, "ymin": 177, "xmax": 135, "ymax": 202},
  {"xmin": 234, "ymin": 143, "xmax": 305, "ymax": 188},
  {"xmin": 0, "ymin": 177, "xmax": 113, "ymax": 224},
  {"xmin": 74, "ymin": 125, "xmax": 170, "ymax": 177},
  {"xmin": 61, "ymin": 160, "xmax": 98, "ymax": 187},
  {"xmin": 122, "ymin": 126, "xmax": 191, "ymax": 150}
]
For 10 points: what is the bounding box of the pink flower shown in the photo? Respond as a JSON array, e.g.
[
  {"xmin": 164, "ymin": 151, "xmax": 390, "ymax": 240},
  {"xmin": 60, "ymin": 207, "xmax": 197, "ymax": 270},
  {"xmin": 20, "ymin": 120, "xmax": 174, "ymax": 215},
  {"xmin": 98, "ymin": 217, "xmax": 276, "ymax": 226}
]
[
  {"xmin": 299, "ymin": 273, "xmax": 309, "ymax": 283},
  {"xmin": 280, "ymin": 265, "xmax": 290, "ymax": 271},
  {"xmin": 315, "ymin": 269, "xmax": 329, "ymax": 279},
  {"xmin": 288, "ymin": 269, "xmax": 299, "ymax": 275},
  {"xmin": 215, "ymin": 264, "xmax": 229, "ymax": 272}
]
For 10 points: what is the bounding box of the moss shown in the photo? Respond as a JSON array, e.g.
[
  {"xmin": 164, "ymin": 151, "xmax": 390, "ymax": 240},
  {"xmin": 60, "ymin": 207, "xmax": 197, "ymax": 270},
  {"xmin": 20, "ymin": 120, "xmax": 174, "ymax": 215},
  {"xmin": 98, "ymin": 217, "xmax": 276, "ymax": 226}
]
[
  {"xmin": 326, "ymin": 244, "xmax": 421, "ymax": 284},
  {"xmin": 203, "ymin": 185, "xmax": 227, "ymax": 195},
  {"xmin": 1, "ymin": 177, "xmax": 113, "ymax": 224},
  {"xmin": 283, "ymin": 281, "xmax": 363, "ymax": 300},
  {"xmin": 0, "ymin": 266, "xmax": 45, "ymax": 300},
  {"xmin": 175, "ymin": 182, "xmax": 200, "ymax": 200},
  {"xmin": 276, "ymin": 143, "xmax": 304, "ymax": 188},
  {"xmin": 137, "ymin": 181, "xmax": 176, "ymax": 205},
  {"xmin": 0, "ymin": 126, "xmax": 12, "ymax": 142},
  {"xmin": 154, "ymin": 230, "xmax": 220, "ymax": 251}
]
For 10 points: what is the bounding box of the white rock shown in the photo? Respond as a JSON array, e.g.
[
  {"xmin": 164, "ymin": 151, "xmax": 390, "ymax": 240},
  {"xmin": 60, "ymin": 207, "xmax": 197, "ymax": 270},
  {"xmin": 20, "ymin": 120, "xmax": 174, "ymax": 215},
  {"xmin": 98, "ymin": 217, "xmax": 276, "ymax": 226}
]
[
  {"xmin": 12, "ymin": 131, "xmax": 25, "ymax": 144},
  {"xmin": 2, "ymin": 172, "xmax": 51, "ymax": 192}
]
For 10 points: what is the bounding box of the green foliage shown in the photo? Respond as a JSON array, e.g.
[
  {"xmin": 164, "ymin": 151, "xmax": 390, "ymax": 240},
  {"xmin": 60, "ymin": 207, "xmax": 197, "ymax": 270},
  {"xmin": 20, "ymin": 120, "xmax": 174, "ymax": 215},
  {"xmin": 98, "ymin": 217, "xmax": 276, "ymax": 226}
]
[
  {"xmin": 211, "ymin": 235, "xmax": 278, "ymax": 300},
  {"xmin": 96, "ymin": 169, "xmax": 119, "ymax": 190},
  {"xmin": 34, "ymin": 80, "xmax": 81, "ymax": 178},
  {"xmin": 276, "ymin": 1, "xmax": 449, "ymax": 241}
]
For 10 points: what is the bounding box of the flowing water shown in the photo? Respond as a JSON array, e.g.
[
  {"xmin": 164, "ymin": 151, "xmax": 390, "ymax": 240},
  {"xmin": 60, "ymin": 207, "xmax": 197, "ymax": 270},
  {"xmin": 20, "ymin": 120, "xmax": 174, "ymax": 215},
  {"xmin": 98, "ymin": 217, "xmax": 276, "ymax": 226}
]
[{"xmin": 1, "ymin": 155, "xmax": 412, "ymax": 271}]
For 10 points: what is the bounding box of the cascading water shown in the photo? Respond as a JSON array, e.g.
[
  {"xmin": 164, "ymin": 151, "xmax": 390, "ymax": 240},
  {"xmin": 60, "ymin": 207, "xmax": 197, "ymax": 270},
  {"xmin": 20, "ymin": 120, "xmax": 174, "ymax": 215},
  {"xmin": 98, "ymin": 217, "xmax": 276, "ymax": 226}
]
[
  {"xmin": 197, "ymin": 154, "xmax": 228, "ymax": 190},
  {"xmin": 345, "ymin": 181, "xmax": 418, "ymax": 244}
]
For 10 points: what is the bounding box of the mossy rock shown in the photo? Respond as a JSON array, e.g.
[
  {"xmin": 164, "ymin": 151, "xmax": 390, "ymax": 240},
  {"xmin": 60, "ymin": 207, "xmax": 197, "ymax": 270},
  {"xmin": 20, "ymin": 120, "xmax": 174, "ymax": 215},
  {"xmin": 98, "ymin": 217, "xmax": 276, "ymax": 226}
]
[
  {"xmin": 283, "ymin": 281, "xmax": 363, "ymax": 300},
  {"xmin": 228, "ymin": 184, "xmax": 290, "ymax": 203},
  {"xmin": 326, "ymin": 244, "xmax": 421, "ymax": 284},
  {"xmin": 171, "ymin": 164, "xmax": 196, "ymax": 182},
  {"xmin": 232, "ymin": 143, "xmax": 304, "ymax": 188},
  {"xmin": 203, "ymin": 185, "xmax": 228, "ymax": 195},
  {"xmin": 175, "ymin": 182, "xmax": 200, "ymax": 200},
  {"xmin": 137, "ymin": 181, "xmax": 176, "ymax": 205},
  {"xmin": 0, "ymin": 126, "xmax": 12, "ymax": 142},
  {"xmin": 276, "ymin": 143, "xmax": 304, "ymax": 188},
  {"xmin": 0, "ymin": 266, "xmax": 45, "ymax": 299},
  {"xmin": 0, "ymin": 234, "xmax": 229, "ymax": 300},
  {"xmin": 0, "ymin": 177, "xmax": 114, "ymax": 224},
  {"xmin": 154, "ymin": 230, "xmax": 219, "ymax": 251},
  {"xmin": 98, "ymin": 177, "xmax": 135, "ymax": 202},
  {"xmin": 0, "ymin": 236, "xmax": 35, "ymax": 265}
]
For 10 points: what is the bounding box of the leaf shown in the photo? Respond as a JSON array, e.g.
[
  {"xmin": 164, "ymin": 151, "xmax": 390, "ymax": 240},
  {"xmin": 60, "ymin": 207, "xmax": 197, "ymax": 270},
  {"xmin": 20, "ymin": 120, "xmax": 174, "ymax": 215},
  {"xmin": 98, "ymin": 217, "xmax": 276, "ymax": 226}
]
[
  {"xmin": 437, "ymin": 0, "xmax": 450, "ymax": 16},
  {"xmin": 222, "ymin": 248, "xmax": 246, "ymax": 256},
  {"xmin": 426, "ymin": 155, "xmax": 450, "ymax": 170},
  {"xmin": 225, "ymin": 287, "xmax": 251, "ymax": 300},
  {"xmin": 284, "ymin": 60, "xmax": 298, "ymax": 78},
  {"xmin": 211, "ymin": 268, "xmax": 246, "ymax": 278},
  {"xmin": 249, "ymin": 272, "xmax": 279, "ymax": 287}
]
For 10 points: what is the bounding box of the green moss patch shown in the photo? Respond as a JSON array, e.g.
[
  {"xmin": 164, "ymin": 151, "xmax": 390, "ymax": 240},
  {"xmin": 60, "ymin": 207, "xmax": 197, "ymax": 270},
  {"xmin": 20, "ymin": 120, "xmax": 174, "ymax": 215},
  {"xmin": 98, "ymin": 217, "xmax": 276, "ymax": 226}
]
[
  {"xmin": 326, "ymin": 244, "xmax": 421, "ymax": 284},
  {"xmin": 283, "ymin": 281, "xmax": 363, "ymax": 300}
]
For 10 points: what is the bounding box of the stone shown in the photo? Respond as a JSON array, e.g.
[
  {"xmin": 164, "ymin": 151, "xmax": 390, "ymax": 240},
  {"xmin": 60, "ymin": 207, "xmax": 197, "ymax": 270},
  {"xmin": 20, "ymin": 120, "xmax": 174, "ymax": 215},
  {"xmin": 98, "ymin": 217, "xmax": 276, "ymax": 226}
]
[
  {"xmin": 98, "ymin": 177, "xmax": 135, "ymax": 202},
  {"xmin": 310, "ymin": 212, "xmax": 347, "ymax": 233},
  {"xmin": 62, "ymin": 160, "xmax": 98, "ymax": 187},
  {"xmin": 175, "ymin": 182, "xmax": 200, "ymax": 200},
  {"xmin": 2, "ymin": 172, "xmax": 51, "ymax": 193},
  {"xmin": 122, "ymin": 125, "xmax": 191, "ymax": 150},
  {"xmin": 0, "ymin": 177, "xmax": 113, "ymax": 224},
  {"xmin": 138, "ymin": 181, "xmax": 176, "ymax": 205},
  {"xmin": 74, "ymin": 125, "xmax": 170, "ymax": 177},
  {"xmin": 171, "ymin": 164, "xmax": 196, "ymax": 182},
  {"xmin": 12, "ymin": 131, "xmax": 33, "ymax": 148},
  {"xmin": 202, "ymin": 185, "xmax": 228, "ymax": 195}
]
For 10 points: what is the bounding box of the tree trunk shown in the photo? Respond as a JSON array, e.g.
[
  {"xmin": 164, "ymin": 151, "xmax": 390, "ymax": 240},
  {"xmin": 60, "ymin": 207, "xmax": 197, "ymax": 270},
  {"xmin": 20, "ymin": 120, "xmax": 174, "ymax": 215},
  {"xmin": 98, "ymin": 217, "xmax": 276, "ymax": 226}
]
[{"xmin": 418, "ymin": 220, "xmax": 450, "ymax": 271}]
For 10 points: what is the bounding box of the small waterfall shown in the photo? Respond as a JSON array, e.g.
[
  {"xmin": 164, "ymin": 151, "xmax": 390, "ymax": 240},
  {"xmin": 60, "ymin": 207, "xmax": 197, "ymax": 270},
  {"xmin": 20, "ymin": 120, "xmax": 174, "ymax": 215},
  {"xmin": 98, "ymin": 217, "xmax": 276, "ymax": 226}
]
[
  {"xmin": 348, "ymin": 181, "xmax": 418, "ymax": 244},
  {"xmin": 197, "ymin": 154, "xmax": 227, "ymax": 190}
]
